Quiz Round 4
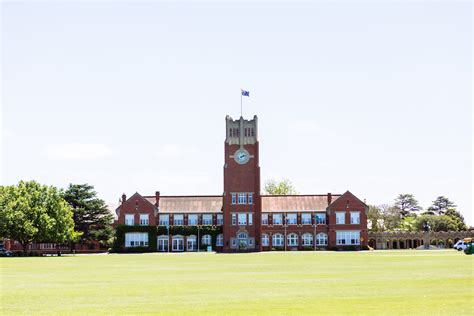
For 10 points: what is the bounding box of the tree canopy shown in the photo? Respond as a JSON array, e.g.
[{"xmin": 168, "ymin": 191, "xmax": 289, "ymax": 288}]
[
  {"xmin": 426, "ymin": 196, "xmax": 457, "ymax": 215},
  {"xmin": 264, "ymin": 179, "xmax": 297, "ymax": 195},
  {"xmin": 64, "ymin": 184, "xmax": 115, "ymax": 248},
  {"xmin": 393, "ymin": 194, "xmax": 422, "ymax": 218},
  {"xmin": 0, "ymin": 181, "xmax": 80, "ymax": 253}
]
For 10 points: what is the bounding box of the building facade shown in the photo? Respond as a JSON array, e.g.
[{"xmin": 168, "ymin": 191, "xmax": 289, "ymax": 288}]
[{"xmin": 115, "ymin": 115, "xmax": 368, "ymax": 252}]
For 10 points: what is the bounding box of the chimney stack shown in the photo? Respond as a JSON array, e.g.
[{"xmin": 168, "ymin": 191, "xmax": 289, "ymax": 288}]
[
  {"xmin": 327, "ymin": 193, "xmax": 332, "ymax": 205},
  {"xmin": 155, "ymin": 191, "xmax": 160, "ymax": 206},
  {"xmin": 121, "ymin": 193, "xmax": 126, "ymax": 204}
]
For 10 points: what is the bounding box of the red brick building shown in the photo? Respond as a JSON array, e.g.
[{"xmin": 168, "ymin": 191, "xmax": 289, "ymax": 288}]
[{"xmin": 115, "ymin": 115, "xmax": 368, "ymax": 252}]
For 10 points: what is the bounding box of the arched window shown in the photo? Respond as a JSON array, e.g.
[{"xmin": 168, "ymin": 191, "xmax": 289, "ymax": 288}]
[
  {"xmin": 302, "ymin": 233, "xmax": 313, "ymax": 246},
  {"xmin": 316, "ymin": 233, "xmax": 328, "ymax": 246},
  {"xmin": 157, "ymin": 235, "xmax": 169, "ymax": 252},
  {"xmin": 186, "ymin": 235, "xmax": 197, "ymax": 251},
  {"xmin": 272, "ymin": 233, "xmax": 284, "ymax": 246},
  {"xmin": 172, "ymin": 235, "xmax": 184, "ymax": 251},
  {"xmin": 216, "ymin": 234, "xmax": 224, "ymax": 247},
  {"xmin": 202, "ymin": 234, "xmax": 212, "ymax": 245},
  {"xmin": 287, "ymin": 233, "xmax": 298, "ymax": 246},
  {"xmin": 261, "ymin": 234, "xmax": 269, "ymax": 246},
  {"xmin": 238, "ymin": 232, "xmax": 248, "ymax": 240}
]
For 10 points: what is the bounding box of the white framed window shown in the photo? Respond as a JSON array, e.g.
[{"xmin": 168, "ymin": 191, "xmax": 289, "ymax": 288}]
[
  {"xmin": 273, "ymin": 214, "xmax": 283, "ymax": 225},
  {"xmin": 174, "ymin": 214, "xmax": 184, "ymax": 226},
  {"xmin": 262, "ymin": 234, "xmax": 269, "ymax": 246},
  {"xmin": 262, "ymin": 213, "xmax": 269, "ymax": 225},
  {"xmin": 231, "ymin": 239, "xmax": 237, "ymax": 247},
  {"xmin": 159, "ymin": 214, "xmax": 169, "ymax": 226},
  {"xmin": 157, "ymin": 235, "xmax": 169, "ymax": 252},
  {"xmin": 350, "ymin": 212, "xmax": 360, "ymax": 224},
  {"xmin": 336, "ymin": 231, "xmax": 360, "ymax": 245},
  {"xmin": 287, "ymin": 233, "xmax": 298, "ymax": 246},
  {"xmin": 125, "ymin": 214, "xmax": 134, "ymax": 226},
  {"xmin": 186, "ymin": 235, "xmax": 197, "ymax": 251},
  {"xmin": 232, "ymin": 213, "xmax": 237, "ymax": 225},
  {"xmin": 188, "ymin": 214, "xmax": 198, "ymax": 226},
  {"xmin": 216, "ymin": 234, "xmax": 224, "ymax": 246},
  {"xmin": 248, "ymin": 213, "xmax": 253, "ymax": 225},
  {"xmin": 238, "ymin": 213, "xmax": 247, "ymax": 225},
  {"xmin": 301, "ymin": 213, "xmax": 312, "ymax": 225},
  {"xmin": 316, "ymin": 233, "xmax": 328, "ymax": 245},
  {"xmin": 125, "ymin": 233, "xmax": 148, "ymax": 247},
  {"xmin": 248, "ymin": 193, "xmax": 253, "ymax": 204},
  {"xmin": 336, "ymin": 212, "xmax": 345, "ymax": 225},
  {"xmin": 287, "ymin": 214, "xmax": 297, "ymax": 225},
  {"xmin": 139, "ymin": 214, "xmax": 149, "ymax": 226},
  {"xmin": 202, "ymin": 234, "xmax": 212, "ymax": 245},
  {"xmin": 202, "ymin": 214, "xmax": 213, "ymax": 225},
  {"xmin": 272, "ymin": 233, "xmax": 284, "ymax": 246},
  {"xmin": 237, "ymin": 193, "xmax": 247, "ymax": 204},
  {"xmin": 231, "ymin": 193, "xmax": 237, "ymax": 204},
  {"xmin": 316, "ymin": 213, "xmax": 326, "ymax": 224},
  {"xmin": 302, "ymin": 233, "xmax": 313, "ymax": 246},
  {"xmin": 217, "ymin": 214, "xmax": 223, "ymax": 225},
  {"xmin": 172, "ymin": 235, "xmax": 184, "ymax": 251}
]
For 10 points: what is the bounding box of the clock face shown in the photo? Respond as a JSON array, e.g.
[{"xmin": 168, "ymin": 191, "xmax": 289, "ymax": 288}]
[{"xmin": 234, "ymin": 149, "xmax": 250, "ymax": 164}]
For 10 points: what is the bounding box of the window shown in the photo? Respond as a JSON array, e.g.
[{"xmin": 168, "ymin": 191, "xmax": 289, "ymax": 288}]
[
  {"xmin": 202, "ymin": 214, "xmax": 213, "ymax": 225},
  {"xmin": 287, "ymin": 214, "xmax": 297, "ymax": 225},
  {"xmin": 350, "ymin": 212, "xmax": 360, "ymax": 224},
  {"xmin": 287, "ymin": 233, "xmax": 298, "ymax": 246},
  {"xmin": 262, "ymin": 213, "xmax": 269, "ymax": 225},
  {"xmin": 232, "ymin": 214, "xmax": 237, "ymax": 225},
  {"xmin": 272, "ymin": 234, "xmax": 284, "ymax": 246},
  {"xmin": 159, "ymin": 214, "xmax": 169, "ymax": 226},
  {"xmin": 202, "ymin": 234, "xmax": 212, "ymax": 245},
  {"xmin": 187, "ymin": 235, "xmax": 197, "ymax": 251},
  {"xmin": 302, "ymin": 233, "xmax": 313, "ymax": 246},
  {"xmin": 174, "ymin": 214, "xmax": 184, "ymax": 226},
  {"xmin": 216, "ymin": 234, "xmax": 224, "ymax": 246},
  {"xmin": 248, "ymin": 193, "xmax": 253, "ymax": 204},
  {"xmin": 316, "ymin": 213, "xmax": 326, "ymax": 224},
  {"xmin": 188, "ymin": 214, "xmax": 198, "ymax": 226},
  {"xmin": 125, "ymin": 214, "xmax": 134, "ymax": 226},
  {"xmin": 262, "ymin": 234, "xmax": 269, "ymax": 246},
  {"xmin": 237, "ymin": 193, "xmax": 247, "ymax": 204},
  {"xmin": 248, "ymin": 213, "xmax": 253, "ymax": 225},
  {"xmin": 231, "ymin": 239, "xmax": 237, "ymax": 247},
  {"xmin": 125, "ymin": 233, "xmax": 148, "ymax": 247},
  {"xmin": 301, "ymin": 213, "xmax": 312, "ymax": 225},
  {"xmin": 231, "ymin": 193, "xmax": 237, "ymax": 205},
  {"xmin": 157, "ymin": 235, "xmax": 169, "ymax": 252},
  {"xmin": 238, "ymin": 213, "xmax": 247, "ymax": 225},
  {"xmin": 172, "ymin": 235, "xmax": 184, "ymax": 251},
  {"xmin": 217, "ymin": 214, "xmax": 223, "ymax": 225},
  {"xmin": 139, "ymin": 214, "xmax": 149, "ymax": 226},
  {"xmin": 316, "ymin": 233, "xmax": 328, "ymax": 245},
  {"xmin": 336, "ymin": 231, "xmax": 360, "ymax": 245},
  {"xmin": 273, "ymin": 214, "xmax": 283, "ymax": 225},
  {"xmin": 336, "ymin": 212, "xmax": 345, "ymax": 224},
  {"xmin": 238, "ymin": 232, "xmax": 248, "ymax": 248}
]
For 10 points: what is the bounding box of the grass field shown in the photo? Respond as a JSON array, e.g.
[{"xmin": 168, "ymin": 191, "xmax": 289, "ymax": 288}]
[{"xmin": 1, "ymin": 250, "xmax": 473, "ymax": 315}]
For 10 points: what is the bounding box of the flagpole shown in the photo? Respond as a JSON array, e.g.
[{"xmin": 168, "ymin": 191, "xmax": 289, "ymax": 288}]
[{"xmin": 240, "ymin": 91, "xmax": 243, "ymax": 118}]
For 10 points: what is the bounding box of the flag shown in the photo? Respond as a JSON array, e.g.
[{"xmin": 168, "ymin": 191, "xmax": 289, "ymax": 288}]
[{"xmin": 241, "ymin": 89, "xmax": 250, "ymax": 97}]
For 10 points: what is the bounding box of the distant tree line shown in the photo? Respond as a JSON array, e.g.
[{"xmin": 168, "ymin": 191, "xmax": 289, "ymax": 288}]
[
  {"xmin": 368, "ymin": 194, "xmax": 467, "ymax": 233},
  {"xmin": 0, "ymin": 181, "xmax": 114, "ymax": 253}
]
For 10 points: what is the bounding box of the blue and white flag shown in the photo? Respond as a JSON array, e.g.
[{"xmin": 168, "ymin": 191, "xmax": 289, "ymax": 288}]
[{"xmin": 241, "ymin": 89, "xmax": 250, "ymax": 97}]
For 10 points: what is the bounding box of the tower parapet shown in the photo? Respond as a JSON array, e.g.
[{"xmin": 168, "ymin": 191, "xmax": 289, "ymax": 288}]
[{"xmin": 225, "ymin": 115, "xmax": 258, "ymax": 146}]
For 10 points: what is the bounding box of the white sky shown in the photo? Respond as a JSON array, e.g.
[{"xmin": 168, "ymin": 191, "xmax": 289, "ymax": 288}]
[{"xmin": 1, "ymin": 1, "xmax": 472, "ymax": 225}]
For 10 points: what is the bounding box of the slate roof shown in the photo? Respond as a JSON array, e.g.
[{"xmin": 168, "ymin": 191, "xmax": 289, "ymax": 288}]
[
  {"xmin": 144, "ymin": 196, "xmax": 223, "ymax": 213},
  {"xmin": 261, "ymin": 195, "xmax": 341, "ymax": 212}
]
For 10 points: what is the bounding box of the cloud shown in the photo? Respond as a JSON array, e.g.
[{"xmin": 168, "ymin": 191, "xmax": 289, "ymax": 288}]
[{"xmin": 42, "ymin": 143, "xmax": 113, "ymax": 160}]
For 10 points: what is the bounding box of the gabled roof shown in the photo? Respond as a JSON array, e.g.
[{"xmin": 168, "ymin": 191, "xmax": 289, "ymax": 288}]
[
  {"xmin": 115, "ymin": 192, "xmax": 158, "ymax": 216},
  {"xmin": 327, "ymin": 191, "xmax": 367, "ymax": 208},
  {"xmin": 149, "ymin": 196, "xmax": 223, "ymax": 213},
  {"xmin": 261, "ymin": 194, "xmax": 341, "ymax": 212}
]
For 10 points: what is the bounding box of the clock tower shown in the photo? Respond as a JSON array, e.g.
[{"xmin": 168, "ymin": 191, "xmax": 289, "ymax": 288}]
[{"xmin": 223, "ymin": 115, "xmax": 261, "ymax": 252}]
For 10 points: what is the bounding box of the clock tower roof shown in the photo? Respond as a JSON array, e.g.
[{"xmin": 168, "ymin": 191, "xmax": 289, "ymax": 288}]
[{"xmin": 225, "ymin": 115, "xmax": 258, "ymax": 145}]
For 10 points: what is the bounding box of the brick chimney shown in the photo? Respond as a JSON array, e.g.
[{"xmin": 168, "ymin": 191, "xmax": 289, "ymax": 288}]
[
  {"xmin": 327, "ymin": 193, "xmax": 332, "ymax": 205},
  {"xmin": 155, "ymin": 191, "xmax": 160, "ymax": 206},
  {"xmin": 121, "ymin": 193, "xmax": 127, "ymax": 204}
]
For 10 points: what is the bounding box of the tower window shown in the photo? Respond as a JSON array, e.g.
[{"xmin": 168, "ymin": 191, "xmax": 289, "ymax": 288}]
[{"xmin": 251, "ymin": 128, "xmax": 254, "ymax": 136}]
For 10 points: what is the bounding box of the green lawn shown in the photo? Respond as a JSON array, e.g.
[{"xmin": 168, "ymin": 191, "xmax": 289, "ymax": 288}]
[{"xmin": 1, "ymin": 250, "xmax": 473, "ymax": 315}]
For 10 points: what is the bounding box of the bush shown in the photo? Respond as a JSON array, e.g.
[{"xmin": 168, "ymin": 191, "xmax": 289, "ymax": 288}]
[{"xmin": 272, "ymin": 246, "xmax": 284, "ymax": 251}]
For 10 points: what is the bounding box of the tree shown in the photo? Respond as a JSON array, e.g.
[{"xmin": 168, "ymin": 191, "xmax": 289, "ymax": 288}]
[
  {"xmin": 444, "ymin": 209, "xmax": 467, "ymax": 231},
  {"xmin": 64, "ymin": 184, "xmax": 114, "ymax": 248},
  {"xmin": 400, "ymin": 216, "xmax": 417, "ymax": 232},
  {"xmin": 380, "ymin": 204, "xmax": 402, "ymax": 232},
  {"xmin": 264, "ymin": 179, "xmax": 297, "ymax": 195},
  {"xmin": 426, "ymin": 196, "xmax": 456, "ymax": 215},
  {"xmin": 393, "ymin": 194, "xmax": 422, "ymax": 218},
  {"xmin": 415, "ymin": 214, "xmax": 458, "ymax": 232},
  {"xmin": 367, "ymin": 205, "xmax": 383, "ymax": 232},
  {"xmin": 0, "ymin": 181, "xmax": 80, "ymax": 253}
]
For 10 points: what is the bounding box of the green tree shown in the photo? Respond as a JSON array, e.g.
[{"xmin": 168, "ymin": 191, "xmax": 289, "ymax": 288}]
[
  {"xmin": 380, "ymin": 204, "xmax": 402, "ymax": 232},
  {"xmin": 264, "ymin": 179, "xmax": 297, "ymax": 195},
  {"xmin": 367, "ymin": 205, "xmax": 383, "ymax": 232},
  {"xmin": 393, "ymin": 194, "xmax": 422, "ymax": 218},
  {"xmin": 415, "ymin": 214, "xmax": 458, "ymax": 232},
  {"xmin": 64, "ymin": 184, "xmax": 115, "ymax": 248},
  {"xmin": 426, "ymin": 196, "xmax": 456, "ymax": 215},
  {"xmin": 444, "ymin": 209, "xmax": 467, "ymax": 231},
  {"xmin": 0, "ymin": 181, "xmax": 80, "ymax": 254},
  {"xmin": 400, "ymin": 216, "xmax": 417, "ymax": 232}
]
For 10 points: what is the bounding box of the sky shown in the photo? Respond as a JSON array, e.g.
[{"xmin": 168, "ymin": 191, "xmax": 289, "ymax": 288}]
[{"xmin": 1, "ymin": 1, "xmax": 472, "ymax": 225}]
